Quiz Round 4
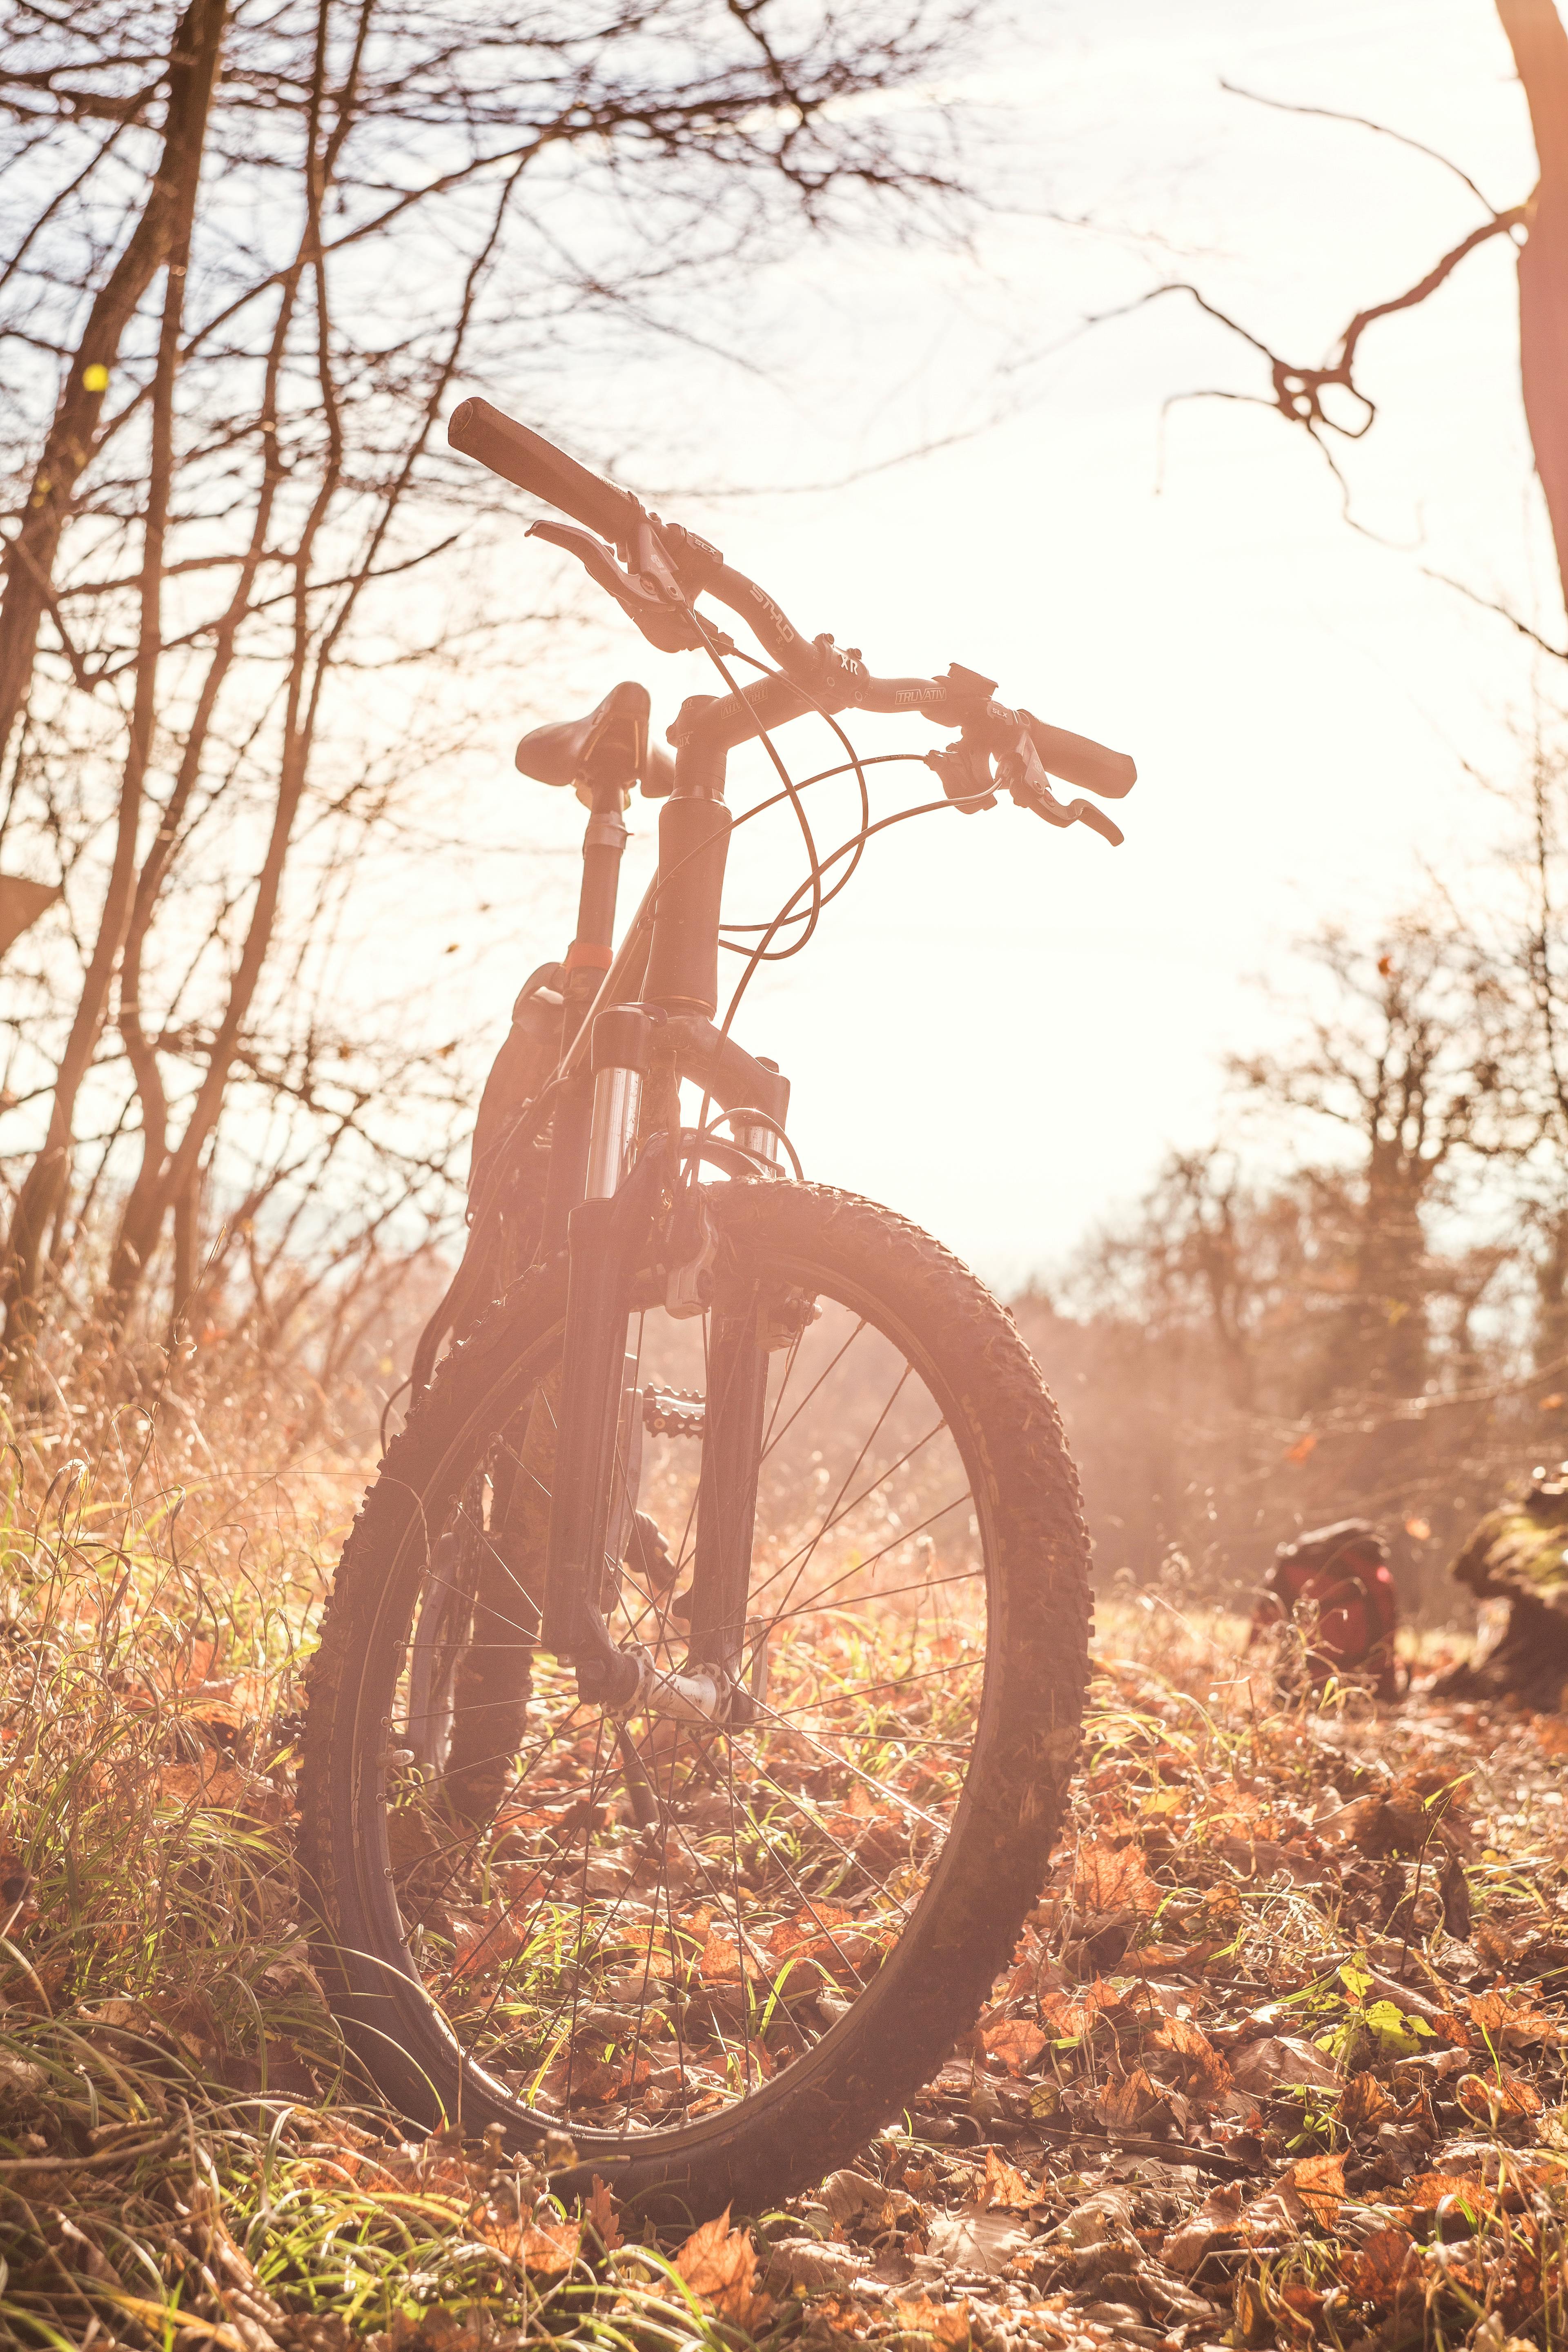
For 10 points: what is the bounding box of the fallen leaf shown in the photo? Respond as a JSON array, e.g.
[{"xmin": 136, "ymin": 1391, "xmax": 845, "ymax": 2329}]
[
  {"xmin": 980, "ymin": 2017, "xmax": 1047, "ymax": 2075},
  {"xmin": 482, "ymin": 2214, "xmax": 580, "ymax": 2274},
  {"xmin": 675, "ymin": 2207, "xmax": 768, "ymax": 2326},
  {"xmin": 1073, "ymin": 1840, "xmax": 1159, "ymax": 1916},
  {"xmin": 157, "ymin": 1760, "xmax": 248, "ymax": 1811},
  {"xmin": 768, "ymin": 2237, "xmax": 867, "ymax": 2294},
  {"xmin": 1229, "ymin": 2034, "xmax": 1342, "ymax": 2093},
  {"xmin": 810, "ymin": 2168, "xmax": 885, "ymax": 2226},
  {"xmin": 698, "ymin": 1930, "xmax": 760, "ymax": 1983},
  {"xmin": 1239, "ymin": 2182, "xmax": 1309, "ymax": 2241},
  {"xmin": 1287, "ymin": 2150, "xmax": 1345, "ymax": 2225},
  {"xmin": 1040, "ymin": 1976, "xmax": 1120, "ymax": 2039},
  {"xmin": 451, "ymin": 1898, "xmax": 535, "ymax": 1979},
  {"xmin": 1234, "ymin": 2273, "xmax": 1271, "ymax": 2347},
  {"xmin": 1342, "ymin": 2226, "xmax": 1418, "ymax": 2310},
  {"xmin": 1405, "ymin": 2172, "xmax": 1502, "ymax": 2222},
  {"xmin": 926, "ymin": 2208, "xmax": 1030, "ymax": 2279},
  {"xmin": 979, "ymin": 2146, "xmax": 1035, "ymax": 2211},
  {"xmin": 1163, "ymin": 2182, "xmax": 1243, "ymax": 2272},
  {"xmin": 1468, "ymin": 1989, "xmax": 1561, "ymax": 2049},
  {"xmin": 893, "ymin": 2291, "xmax": 972, "ymax": 2347},
  {"xmin": 1339, "ymin": 2070, "xmax": 1396, "ymax": 2133},
  {"xmin": 585, "ymin": 2174, "xmax": 621, "ymax": 2250},
  {"xmin": 1151, "ymin": 2010, "xmax": 1232, "ymax": 2098},
  {"xmin": 1098, "ymin": 2065, "xmax": 1164, "ymax": 2131},
  {"xmin": 1457, "ymin": 2070, "xmax": 1543, "ymax": 2124}
]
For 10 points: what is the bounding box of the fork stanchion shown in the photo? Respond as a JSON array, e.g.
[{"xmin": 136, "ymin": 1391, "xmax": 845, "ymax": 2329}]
[{"xmin": 585, "ymin": 1007, "xmax": 653, "ymax": 1200}]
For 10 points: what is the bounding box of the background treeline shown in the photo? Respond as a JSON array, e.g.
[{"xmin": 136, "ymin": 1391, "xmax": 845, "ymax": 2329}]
[{"xmin": 1021, "ymin": 815, "xmax": 1568, "ymax": 1622}]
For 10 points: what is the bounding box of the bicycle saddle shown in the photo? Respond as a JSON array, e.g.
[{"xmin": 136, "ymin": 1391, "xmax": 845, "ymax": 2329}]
[{"xmin": 514, "ymin": 679, "xmax": 675, "ymax": 804}]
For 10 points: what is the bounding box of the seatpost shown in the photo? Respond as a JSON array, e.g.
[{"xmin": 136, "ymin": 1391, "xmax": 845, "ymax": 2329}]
[{"xmin": 541, "ymin": 780, "xmax": 631, "ymax": 1252}]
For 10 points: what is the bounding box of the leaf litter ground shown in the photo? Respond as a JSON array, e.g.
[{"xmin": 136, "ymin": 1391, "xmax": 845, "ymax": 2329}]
[{"xmin": 3, "ymin": 1448, "xmax": 1566, "ymax": 2352}]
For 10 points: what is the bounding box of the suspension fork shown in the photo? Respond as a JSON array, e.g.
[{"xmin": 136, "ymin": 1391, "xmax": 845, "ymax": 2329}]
[
  {"xmin": 540, "ymin": 764, "xmax": 785, "ymax": 1718},
  {"xmin": 541, "ymin": 1009, "xmax": 664, "ymax": 1707},
  {"xmin": 538, "ymin": 1004, "xmax": 777, "ymax": 1721}
]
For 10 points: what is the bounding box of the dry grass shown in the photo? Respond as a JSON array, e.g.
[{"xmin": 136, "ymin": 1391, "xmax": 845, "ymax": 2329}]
[{"xmin": 3, "ymin": 1390, "xmax": 1567, "ymax": 2352}]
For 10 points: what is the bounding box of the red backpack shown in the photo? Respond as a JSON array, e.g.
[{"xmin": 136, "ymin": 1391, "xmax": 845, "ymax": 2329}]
[{"xmin": 1249, "ymin": 1519, "xmax": 1401, "ymax": 1701}]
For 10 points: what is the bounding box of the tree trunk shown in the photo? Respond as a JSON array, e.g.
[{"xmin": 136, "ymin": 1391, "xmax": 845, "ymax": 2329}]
[
  {"xmin": 0, "ymin": 0, "xmax": 226, "ymax": 1355},
  {"xmin": 0, "ymin": 0, "xmax": 227, "ymax": 774},
  {"xmin": 1498, "ymin": 0, "xmax": 1568, "ymax": 619}
]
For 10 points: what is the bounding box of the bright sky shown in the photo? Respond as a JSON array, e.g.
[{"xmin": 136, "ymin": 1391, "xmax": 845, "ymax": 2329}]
[{"xmin": 404, "ymin": 0, "xmax": 1558, "ymax": 1292}]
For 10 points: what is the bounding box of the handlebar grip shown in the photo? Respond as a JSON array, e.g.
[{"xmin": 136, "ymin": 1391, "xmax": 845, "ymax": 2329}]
[
  {"xmin": 448, "ymin": 397, "xmax": 641, "ymax": 548},
  {"xmin": 1023, "ymin": 714, "xmax": 1136, "ymax": 800}
]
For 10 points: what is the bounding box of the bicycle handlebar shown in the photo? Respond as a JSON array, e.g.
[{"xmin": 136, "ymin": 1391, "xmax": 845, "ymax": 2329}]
[
  {"xmin": 449, "ymin": 397, "xmax": 641, "ymax": 550},
  {"xmin": 447, "ymin": 397, "xmax": 1136, "ymax": 808}
]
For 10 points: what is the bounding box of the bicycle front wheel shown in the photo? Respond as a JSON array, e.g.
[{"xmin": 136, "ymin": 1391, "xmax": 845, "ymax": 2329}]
[{"xmin": 301, "ymin": 1182, "xmax": 1090, "ymax": 2219}]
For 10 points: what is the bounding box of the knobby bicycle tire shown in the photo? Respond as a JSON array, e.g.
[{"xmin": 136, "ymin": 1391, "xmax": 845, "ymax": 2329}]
[{"xmin": 300, "ymin": 1181, "xmax": 1091, "ymax": 2221}]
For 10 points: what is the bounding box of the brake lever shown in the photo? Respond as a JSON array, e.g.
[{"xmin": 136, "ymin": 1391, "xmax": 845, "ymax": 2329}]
[
  {"xmin": 994, "ymin": 728, "xmax": 1125, "ymax": 846},
  {"xmin": 526, "ymin": 519, "xmax": 724, "ymax": 657}
]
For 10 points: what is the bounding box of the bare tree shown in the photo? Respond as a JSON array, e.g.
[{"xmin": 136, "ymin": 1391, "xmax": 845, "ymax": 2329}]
[
  {"xmin": 1230, "ymin": 917, "xmax": 1520, "ymax": 1397},
  {"xmin": 0, "ymin": 0, "xmax": 226, "ymax": 1348},
  {"xmin": 1139, "ymin": 0, "xmax": 1568, "ymax": 650},
  {"xmin": 0, "ymin": 0, "xmax": 983, "ymax": 1372}
]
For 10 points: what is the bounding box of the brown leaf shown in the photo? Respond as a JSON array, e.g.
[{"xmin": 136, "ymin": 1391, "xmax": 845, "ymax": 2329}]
[
  {"xmin": 1163, "ymin": 2181, "xmax": 1243, "ymax": 2272},
  {"xmin": 482, "ymin": 2214, "xmax": 581, "ymax": 2274},
  {"xmin": 675, "ymin": 2207, "xmax": 769, "ymax": 2326},
  {"xmin": 1339, "ymin": 2069, "xmax": 1396, "ymax": 2134},
  {"xmin": 1233, "ymin": 2273, "xmax": 1272, "ymax": 2347},
  {"xmin": 1073, "ymin": 1840, "xmax": 1159, "ymax": 1916},
  {"xmin": 1097, "ymin": 2066, "xmax": 1163, "ymax": 2132},
  {"xmin": 156, "ymin": 1760, "xmax": 249, "ymax": 1811},
  {"xmin": 893, "ymin": 2292, "xmax": 972, "ymax": 2347},
  {"xmin": 979, "ymin": 2147, "xmax": 1035, "ymax": 2211},
  {"xmin": 450, "ymin": 1893, "xmax": 543, "ymax": 1980},
  {"xmin": 1342, "ymin": 2226, "xmax": 1418, "ymax": 2310},
  {"xmin": 585, "ymin": 2174, "xmax": 622, "ymax": 2250},
  {"xmin": 1238, "ymin": 2183, "xmax": 1308, "ymax": 2241},
  {"xmin": 767, "ymin": 2238, "xmax": 868, "ymax": 2294},
  {"xmin": 698, "ymin": 1930, "xmax": 760, "ymax": 1983},
  {"xmin": 1286, "ymin": 2151, "xmax": 1345, "ymax": 2225},
  {"xmin": 565, "ymin": 2053, "xmax": 652, "ymax": 2104},
  {"xmin": 1405, "ymin": 2172, "xmax": 1502, "ymax": 2221},
  {"xmin": 1151, "ymin": 2011, "xmax": 1232, "ymax": 2099},
  {"xmin": 980, "ymin": 2018, "xmax": 1047, "ymax": 2076},
  {"xmin": 1229, "ymin": 2033, "xmax": 1342, "ymax": 2093},
  {"xmin": 1040, "ymin": 1976, "xmax": 1120, "ymax": 2040},
  {"xmin": 1456, "ymin": 2070, "xmax": 1543, "ymax": 2123},
  {"xmin": 1468, "ymin": 1989, "xmax": 1562, "ymax": 2048},
  {"xmin": 766, "ymin": 1900, "xmax": 855, "ymax": 1957}
]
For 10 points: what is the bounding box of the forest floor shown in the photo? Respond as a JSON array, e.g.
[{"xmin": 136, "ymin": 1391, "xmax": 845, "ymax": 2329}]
[{"xmin": 2, "ymin": 1431, "xmax": 1565, "ymax": 2352}]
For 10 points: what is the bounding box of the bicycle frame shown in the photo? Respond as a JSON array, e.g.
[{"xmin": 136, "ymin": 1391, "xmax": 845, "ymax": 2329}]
[{"xmin": 439, "ymin": 392, "xmax": 1131, "ymax": 1736}]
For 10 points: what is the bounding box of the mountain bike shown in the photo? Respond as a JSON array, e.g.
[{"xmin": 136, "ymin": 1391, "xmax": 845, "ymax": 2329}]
[{"xmin": 300, "ymin": 399, "xmax": 1136, "ymax": 2221}]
